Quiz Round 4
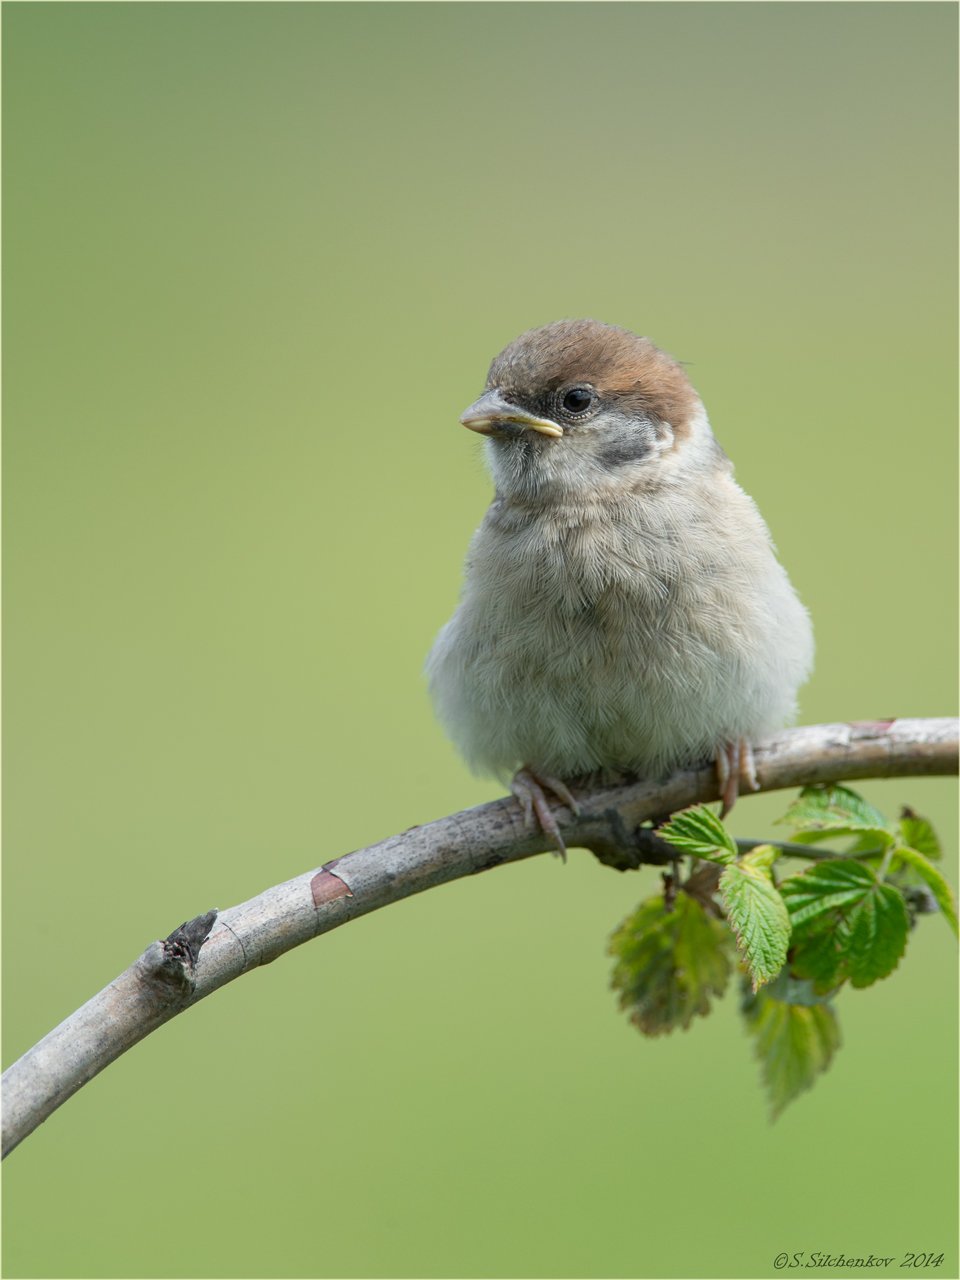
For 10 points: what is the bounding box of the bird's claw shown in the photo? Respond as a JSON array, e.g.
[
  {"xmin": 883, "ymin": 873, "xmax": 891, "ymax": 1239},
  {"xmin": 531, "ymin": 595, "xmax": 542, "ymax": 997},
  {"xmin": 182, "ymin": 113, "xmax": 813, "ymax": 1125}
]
[
  {"xmin": 511, "ymin": 766, "xmax": 580, "ymax": 861},
  {"xmin": 715, "ymin": 739, "xmax": 760, "ymax": 818}
]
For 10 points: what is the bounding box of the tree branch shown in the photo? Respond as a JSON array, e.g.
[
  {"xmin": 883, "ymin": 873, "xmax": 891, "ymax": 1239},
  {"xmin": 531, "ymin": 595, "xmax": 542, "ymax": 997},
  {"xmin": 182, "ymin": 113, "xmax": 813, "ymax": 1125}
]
[{"xmin": 3, "ymin": 717, "xmax": 956, "ymax": 1157}]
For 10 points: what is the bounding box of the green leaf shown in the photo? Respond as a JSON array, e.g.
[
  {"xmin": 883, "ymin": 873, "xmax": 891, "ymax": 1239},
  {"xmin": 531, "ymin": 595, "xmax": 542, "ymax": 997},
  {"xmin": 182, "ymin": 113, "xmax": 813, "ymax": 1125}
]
[
  {"xmin": 609, "ymin": 891, "xmax": 733, "ymax": 1036},
  {"xmin": 658, "ymin": 806, "xmax": 737, "ymax": 864},
  {"xmin": 789, "ymin": 922, "xmax": 845, "ymax": 995},
  {"xmin": 781, "ymin": 828, "xmax": 870, "ymax": 848},
  {"xmin": 781, "ymin": 861, "xmax": 910, "ymax": 989},
  {"xmin": 898, "ymin": 809, "xmax": 942, "ymax": 861},
  {"xmin": 780, "ymin": 860, "xmax": 876, "ymax": 928},
  {"xmin": 742, "ymin": 977, "xmax": 841, "ymax": 1118},
  {"xmin": 845, "ymin": 883, "xmax": 910, "ymax": 987},
  {"xmin": 719, "ymin": 853, "xmax": 791, "ymax": 990},
  {"xmin": 777, "ymin": 785, "xmax": 893, "ymax": 841},
  {"xmin": 842, "ymin": 832, "xmax": 890, "ymax": 856},
  {"xmin": 741, "ymin": 844, "xmax": 779, "ymax": 874},
  {"xmin": 892, "ymin": 845, "xmax": 958, "ymax": 937}
]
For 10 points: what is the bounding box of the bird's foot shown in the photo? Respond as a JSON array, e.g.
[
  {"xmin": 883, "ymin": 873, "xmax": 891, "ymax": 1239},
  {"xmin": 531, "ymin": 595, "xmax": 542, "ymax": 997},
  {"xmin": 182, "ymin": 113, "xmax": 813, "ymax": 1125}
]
[
  {"xmin": 511, "ymin": 766, "xmax": 581, "ymax": 861},
  {"xmin": 715, "ymin": 739, "xmax": 760, "ymax": 818}
]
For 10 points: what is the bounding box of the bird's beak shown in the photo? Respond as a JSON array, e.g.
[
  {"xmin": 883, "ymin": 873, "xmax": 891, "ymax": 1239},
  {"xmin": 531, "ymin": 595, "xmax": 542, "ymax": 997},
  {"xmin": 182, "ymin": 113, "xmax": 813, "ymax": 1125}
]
[{"xmin": 459, "ymin": 389, "xmax": 563, "ymax": 438}]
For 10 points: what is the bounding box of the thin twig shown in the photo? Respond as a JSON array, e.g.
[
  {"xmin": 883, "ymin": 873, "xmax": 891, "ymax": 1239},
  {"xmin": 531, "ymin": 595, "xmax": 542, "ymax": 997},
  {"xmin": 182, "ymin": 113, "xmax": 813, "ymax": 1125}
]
[
  {"xmin": 734, "ymin": 838, "xmax": 883, "ymax": 862},
  {"xmin": 2, "ymin": 717, "xmax": 956, "ymax": 1158}
]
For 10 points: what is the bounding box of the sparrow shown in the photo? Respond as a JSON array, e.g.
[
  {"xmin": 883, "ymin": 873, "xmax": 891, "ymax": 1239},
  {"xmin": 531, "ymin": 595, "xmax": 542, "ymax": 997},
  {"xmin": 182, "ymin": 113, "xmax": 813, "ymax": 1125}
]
[{"xmin": 426, "ymin": 319, "xmax": 814, "ymax": 855}]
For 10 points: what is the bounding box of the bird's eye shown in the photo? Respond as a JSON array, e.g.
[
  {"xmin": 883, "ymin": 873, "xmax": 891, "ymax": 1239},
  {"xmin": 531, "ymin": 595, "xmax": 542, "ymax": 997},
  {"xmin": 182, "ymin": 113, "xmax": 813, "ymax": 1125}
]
[{"xmin": 561, "ymin": 386, "xmax": 596, "ymax": 415}]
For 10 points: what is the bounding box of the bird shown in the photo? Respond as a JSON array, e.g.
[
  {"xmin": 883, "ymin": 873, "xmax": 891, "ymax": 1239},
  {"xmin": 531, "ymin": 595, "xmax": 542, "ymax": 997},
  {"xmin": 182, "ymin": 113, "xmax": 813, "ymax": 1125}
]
[{"xmin": 426, "ymin": 319, "xmax": 814, "ymax": 855}]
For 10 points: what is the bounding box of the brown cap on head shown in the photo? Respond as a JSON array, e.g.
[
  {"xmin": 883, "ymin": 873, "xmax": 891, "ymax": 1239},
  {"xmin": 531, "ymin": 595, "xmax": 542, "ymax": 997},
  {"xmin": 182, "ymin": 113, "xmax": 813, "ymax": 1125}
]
[{"xmin": 487, "ymin": 319, "xmax": 699, "ymax": 432}]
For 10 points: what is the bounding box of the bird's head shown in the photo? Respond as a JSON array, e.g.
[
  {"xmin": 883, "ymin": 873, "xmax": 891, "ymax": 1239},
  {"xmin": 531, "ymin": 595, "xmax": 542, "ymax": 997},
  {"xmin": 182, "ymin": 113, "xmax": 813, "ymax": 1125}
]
[{"xmin": 460, "ymin": 319, "xmax": 722, "ymax": 501}]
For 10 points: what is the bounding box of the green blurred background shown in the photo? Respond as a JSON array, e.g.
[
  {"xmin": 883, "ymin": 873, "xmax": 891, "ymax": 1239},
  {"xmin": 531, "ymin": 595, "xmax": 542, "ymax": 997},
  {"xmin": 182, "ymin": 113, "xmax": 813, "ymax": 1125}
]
[{"xmin": 3, "ymin": 4, "xmax": 956, "ymax": 1278}]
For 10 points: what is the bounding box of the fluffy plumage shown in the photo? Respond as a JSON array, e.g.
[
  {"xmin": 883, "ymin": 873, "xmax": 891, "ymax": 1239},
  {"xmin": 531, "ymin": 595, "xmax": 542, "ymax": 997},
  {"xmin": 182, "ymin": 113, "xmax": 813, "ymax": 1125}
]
[{"xmin": 427, "ymin": 319, "xmax": 813, "ymax": 793}]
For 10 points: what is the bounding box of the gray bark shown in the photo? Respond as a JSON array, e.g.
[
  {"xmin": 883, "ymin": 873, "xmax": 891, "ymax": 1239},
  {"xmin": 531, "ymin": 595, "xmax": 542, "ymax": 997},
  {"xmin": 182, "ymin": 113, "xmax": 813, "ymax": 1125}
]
[{"xmin": 3, "ymin": 717, "xmax": 956, "ymax": 1158}]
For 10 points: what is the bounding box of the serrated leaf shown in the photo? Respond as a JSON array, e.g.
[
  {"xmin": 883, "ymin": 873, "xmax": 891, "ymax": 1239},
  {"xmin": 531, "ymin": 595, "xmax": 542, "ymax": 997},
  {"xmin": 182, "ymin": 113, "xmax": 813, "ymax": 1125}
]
[
  {"xmin": 740, "ymin": 844, "xmax": 780, "ymax": 874},
  {"xmin": 845, "ymin": 882, "xmax": 910, "ymax": 987},
  {"xmin": 898, "ymin": 810, "xmax": 942, "ymax": 861},
  {"xmin": 892, "ymin": 846, "xmax": 958, "ymax": 937},
  {"xmin": 658, "ymin": 806, "xmax": 737, "ymax": 864},
  {"xmin": 780, "ymin": 860, "xmax": 876, "ymax": 928},
  {"xmin": 609, "ymin": 892, "xmax": 733, "ymax": 1036},
  {"xmin": 789, "ymin": 922, "xmax": 845, "ymax": 995},
  {"xmin": 777, "ymin": 785, "xmax": 893, "ymax": 840},
  {"xmin": 742, "ymin": 978, "xmax": 841, "ymax": 1118},
  {"xmin": 719, "ymin": 860, "xmax": 791, "ymax": 990},
  {"xmin": 781, "ymin": 861, "xmax": 911, "ymax": 990}
]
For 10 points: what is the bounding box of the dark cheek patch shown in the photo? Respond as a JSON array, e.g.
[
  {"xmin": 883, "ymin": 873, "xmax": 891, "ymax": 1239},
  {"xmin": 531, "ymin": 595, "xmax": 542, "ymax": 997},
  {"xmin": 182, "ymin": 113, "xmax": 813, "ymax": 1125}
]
[{"xmin": 597, "ymin": 426, "xmax": 657, "ymax": 468}]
